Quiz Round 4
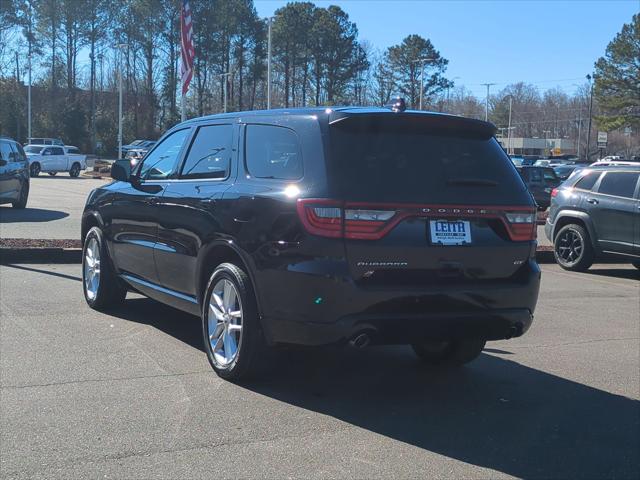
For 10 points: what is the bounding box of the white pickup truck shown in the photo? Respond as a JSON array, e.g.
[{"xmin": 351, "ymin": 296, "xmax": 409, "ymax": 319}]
[{"xmin": 24, "ymin": 144, "xmax": 87, "ymax": 177}]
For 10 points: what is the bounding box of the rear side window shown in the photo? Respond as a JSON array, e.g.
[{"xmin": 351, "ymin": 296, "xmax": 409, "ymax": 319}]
[
  {"xmin": 180, "ymin": 125, "xmax": 232, "ymax": 179},
  {"xmin": 529, "ymin": 169, "xmax": 542, "ymax": 182},
  {"xmin": 573, "ymin": 171, "xmax": 600, "ymax": 191},
  {"xmin": 596, "ymin": 172, "xmax": 639, "ymax": 199},
  {"xmin": 245, "ymin": 125, "xmax": 303, "ymax": 180},
  {"xmin": 0, "ymin": 141, "xmax": 12, "ymax": 162}
]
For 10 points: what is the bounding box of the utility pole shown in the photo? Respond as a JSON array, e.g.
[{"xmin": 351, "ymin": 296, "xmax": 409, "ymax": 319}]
[
  {"xmin": 117, "ymin": 44, "xmax": 126, "ymax": 160},
  {"xmin": 27, "ymin": 52, "xmax": 31, "ymax": 143},
  {"xmin": 481, "ymin": 83, "xmax": 495, "ymax": 121},
  {"xmin": 266, "ymin": 17, "xmax": 273, "ymax": 109},
  {"xmin": 98, "ymin": 52, "xmax": 104, "ymax": 92},
  {"xmin": 576, "ymin": 108, "xmax": 582, "ymax": 159},
  {"xmin": 15, "ymin": 51, "xmax": 21, "ymax": 141},
  {"xmin": 507, "ymin": 96, "xmax": 513, "ymax": 155},
  {"xmin": 585, "ymin": 74, "xmax": 594, "ymax": 162}
]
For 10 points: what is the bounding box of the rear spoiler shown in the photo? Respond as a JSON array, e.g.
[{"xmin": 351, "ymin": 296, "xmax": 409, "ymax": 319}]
[{"xmin": 329, "ymin": 112, "xmax": 497, "ymax": 139}]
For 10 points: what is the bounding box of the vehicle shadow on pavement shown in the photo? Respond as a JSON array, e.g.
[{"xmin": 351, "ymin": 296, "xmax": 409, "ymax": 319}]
[
  {"xmin": 584, "ymin": 268, "xmax": 640, "ymax": 281},
  {"xmin": 0, "ymin": 207, "xmax": 69, "ymax": 223},
  {"xmin": 110, "ymin": 297, "xmax": 205, "ymax": 352},
  {"xmin": 89, "ymin": 295, "xmax": 640, "ymax": 479},
  {"xmin": 242, "ymin": 346, "xmax": 639, "ymax": 479}
]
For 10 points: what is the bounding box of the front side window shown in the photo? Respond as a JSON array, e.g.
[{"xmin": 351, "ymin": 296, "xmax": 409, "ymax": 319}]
[
  {"xmin": 596, "ymin": 171, "xmax": 640, "ymax": 199},
  {"xmin": 51, "ymin": 147, "xmax": 64, "ymax": 155},
  {"xmin": 245, "ymin": 125, "xmax": 303, "ymax": 180},
  {"xmin": 180, "ymin": 125, "xmax": 233, "ymax": 179},
  {"xmin": 138, "ymin": 129, "xmax": 190, "ymax": 180}
]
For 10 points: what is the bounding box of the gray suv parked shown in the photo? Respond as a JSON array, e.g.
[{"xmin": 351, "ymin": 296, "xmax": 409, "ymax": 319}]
[{"xmin": 545, "ymin": 166, "xmax": 640, "ymax": 271}]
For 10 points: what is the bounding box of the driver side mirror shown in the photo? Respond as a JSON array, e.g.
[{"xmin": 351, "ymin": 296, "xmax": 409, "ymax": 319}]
[{"xmin": 111, "ymin": 159, "xmax": 132, "ymax": 182}]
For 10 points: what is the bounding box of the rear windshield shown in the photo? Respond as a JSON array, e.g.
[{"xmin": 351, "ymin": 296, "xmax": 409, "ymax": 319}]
[
  {"xmin": 24, "ymin": 146, "xmax": 44, "ymax": 153},
  {"xmin": 329, "ymin": 117, "xmax": 529, "ymax": 204}
]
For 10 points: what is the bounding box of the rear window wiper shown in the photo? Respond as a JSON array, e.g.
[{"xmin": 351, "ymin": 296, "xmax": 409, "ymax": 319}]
[{"xmin": 446, "ymin": 178, "xmax": 498, "ymax": 186}]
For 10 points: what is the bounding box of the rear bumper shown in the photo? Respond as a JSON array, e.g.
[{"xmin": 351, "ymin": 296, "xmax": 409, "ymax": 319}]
[
  {"xmin": 260, "ymin": 260, "xmax": 541, "ymax": 346},
  {"xmin": 266, "ymin": 308, "xmax": 533, "ymax": 346}
]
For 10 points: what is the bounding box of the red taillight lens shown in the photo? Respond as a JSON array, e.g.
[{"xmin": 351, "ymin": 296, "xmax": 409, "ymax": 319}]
[
  {"xmin": 504, "ymin": 210, "xmax": 537, "ymax": 241},
  {"xmin": 297, "ymin": 199, "xmax": 398, "ymax": 240},
  {"xmin": 551, "ymin": 188, "xmax": 558, "ymax": 198}
]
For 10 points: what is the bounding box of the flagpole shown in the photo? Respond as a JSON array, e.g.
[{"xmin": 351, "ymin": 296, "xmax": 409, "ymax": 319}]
[{"xmin": 181, "ymin": 88, "xmax": 185, "ymax": 122}]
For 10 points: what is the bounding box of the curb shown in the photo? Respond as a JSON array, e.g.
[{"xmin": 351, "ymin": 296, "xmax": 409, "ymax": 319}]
[
  {"xmin": 0, "ymin": 247, "xmax": 557, "ymax": 265},
  {"xmin": 0, "ymin": 248, "xmax": 82, "ymax": 264}
]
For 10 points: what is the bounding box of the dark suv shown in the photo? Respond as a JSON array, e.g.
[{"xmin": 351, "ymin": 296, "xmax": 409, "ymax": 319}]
[
  {"xmin": 0, "ymin": 137, "xmax": 30, "ymax": 209},
  {"xmin": 545, "ymin": 165, "xmax": 640, "ymax": 271},
  {"xmin": 81, "ymin": 107, "xmax": 540, "ymax": 380},
  {"xmin": 516, "ymin": 166, "xmax": 561, "ymax": 210}
]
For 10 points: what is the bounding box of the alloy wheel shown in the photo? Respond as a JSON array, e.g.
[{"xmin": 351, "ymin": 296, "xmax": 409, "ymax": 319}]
[
  {"xmin": 556, "ymin": 228, "xmax": 583, "ymax": 264},
  {"xmin": 208, "ymin": 278, "xmax": 243, "ymax": 367},
  {"xmin": 83, "ymin": 237, "xmax": 101, "ymax": 300}
]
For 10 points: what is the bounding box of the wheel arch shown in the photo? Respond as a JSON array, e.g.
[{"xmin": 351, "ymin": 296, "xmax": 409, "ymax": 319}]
[
  {"xmin": 553, "ymin": 211, "xmax": 598, "ymax": 250},
  {"xmin": 196, "ymin": 242, "xmax": 261, "ymax": 312},
  {"xmin": 81, "ymin": 211, "xmax": 104, "ymax": 242}
]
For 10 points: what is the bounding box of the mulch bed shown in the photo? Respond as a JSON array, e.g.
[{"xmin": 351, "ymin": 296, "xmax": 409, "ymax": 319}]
[{"xmin": 0, "ymin": 238, "xmax": 81, "ymax": 249}]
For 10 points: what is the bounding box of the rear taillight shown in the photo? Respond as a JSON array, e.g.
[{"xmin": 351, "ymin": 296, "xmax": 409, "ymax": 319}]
[
  {"xmin": 297, "ymin": 199, "xmax": 398, "ymax": 240},
  {"xmin": 551, "ymin": 188, "xmax": 558, "ymax": 198},
  {"xmin": 298, "ymin": 199, "xmax": 537, "ymax": 242},
  {"xmin": 504, "ymin": 210, "xmax": 537, "ymax": 241}
]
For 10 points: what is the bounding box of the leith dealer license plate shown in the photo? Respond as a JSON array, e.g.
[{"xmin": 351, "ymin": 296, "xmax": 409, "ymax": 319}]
[{"xmin": 429, "ymin": 220, "xmax": 472, "ymax": 245}]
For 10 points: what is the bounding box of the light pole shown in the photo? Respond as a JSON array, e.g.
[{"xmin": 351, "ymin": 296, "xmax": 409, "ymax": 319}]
[
  {"xmin": 585, "ymin": 74, "xmax": 594, "ymax": 161},
  {"xmin": 411, "ymin": 57, "xmax": 436, "ymax": 110},
  {"xmin": 481, "ymin": 83, "xmax": 496, "ymax": 121},
  {"xmin": 507, "ymin": 95, "xmax": 513, "ymax": 154},
  {"xmin": 266, "ymin": 17, "xmax": 273, "ymax": 109},
  {"xmin": 117, "ymin": 44, "xmax": 126, "ymax": 160},
  {"xmin": 220, "ymin": 71, "xmax": 233, "ymax": 113},
  {"xmin": 27, "ymin": 52, "xmax": 31, "ymax": 143},
  {"xmin": 543, "ymin": 130, "xmax": 551, "ymax": 157}
]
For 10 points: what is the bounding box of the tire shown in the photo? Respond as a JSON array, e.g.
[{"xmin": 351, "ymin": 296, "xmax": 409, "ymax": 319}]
[
  {"xmin": 202, "ymin": 262, "xmax": 265, "ymax": 381},
  {"xmin": 11, "ymin": 181, "xmax": 29, "ymax": 209},
  {"xmin": 554, "ymin": 223, "xmax": 594, "ymax": 272},
  {"xmin": 69, "ymin": 163, "xmax": 80, "ymax": 177},
  {"xmin": 82, "ymin": 226, "xmax": 127, "ymax": 310},
  {"xmin": 412, "ymin": 339, "xmax": 486, "ymax": 366},
  {"xmin": 48, "ymin": 172, "xmax": 57, "ymax": 176},
  {"xmin": 30, "ymin": 163, "xmax": 40, "ymax": 177}
]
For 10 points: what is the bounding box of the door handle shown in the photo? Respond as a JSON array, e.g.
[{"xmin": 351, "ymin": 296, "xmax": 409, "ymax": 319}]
[
  {"xmin": 146, "ymin": 197, "xmax": 159, "ymax": 205},
  {"xmin": 587, "ymin": 198, "xmax": 599, "ymax": 205}
]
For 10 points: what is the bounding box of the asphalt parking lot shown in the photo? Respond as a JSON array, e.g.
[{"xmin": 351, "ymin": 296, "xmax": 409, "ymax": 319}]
[
  {"xmin": 0, "ymin": 263, "xmax": 638, "ymax": 479},
  {"xmin": 0, "ymin": 176, "xmax": 107, "ymax": 240}
]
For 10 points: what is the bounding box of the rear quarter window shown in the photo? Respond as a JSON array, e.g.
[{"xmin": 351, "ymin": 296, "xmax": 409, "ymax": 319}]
[
  {"xmin": 245, "ymin": 125, "xmax": 303, "ymax": 180},
  {"xmin": 573, "ymin": 171, "xmax": 600, "ymax": 191}
]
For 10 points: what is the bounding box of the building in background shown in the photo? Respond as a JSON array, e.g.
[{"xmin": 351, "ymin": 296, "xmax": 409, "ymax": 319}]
[{"xmin": 497, "ymin": 137, "xmax": 575, "ymax": 157}]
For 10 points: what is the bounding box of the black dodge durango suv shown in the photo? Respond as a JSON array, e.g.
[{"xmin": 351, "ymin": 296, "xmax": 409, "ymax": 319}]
[{"xmin": 82, "ymin": 106, "xmax": 541, "ymax": 380}]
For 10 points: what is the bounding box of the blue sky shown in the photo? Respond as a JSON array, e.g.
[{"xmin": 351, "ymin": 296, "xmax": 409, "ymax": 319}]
[{"xmin": 254, "ymin": 0, "xmax": 638, "ymax": 97}]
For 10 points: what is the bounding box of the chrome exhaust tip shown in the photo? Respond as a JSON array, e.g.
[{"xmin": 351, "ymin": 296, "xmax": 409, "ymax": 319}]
[{"xmin": 349, "ymin": 332, "xmax": 371, "ymax": 349}]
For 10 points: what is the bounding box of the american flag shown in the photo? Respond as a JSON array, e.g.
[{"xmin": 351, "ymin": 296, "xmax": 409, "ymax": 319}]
[{"xmin": 180, "ymin": 0, "xmax": 195, "ymax": 95}]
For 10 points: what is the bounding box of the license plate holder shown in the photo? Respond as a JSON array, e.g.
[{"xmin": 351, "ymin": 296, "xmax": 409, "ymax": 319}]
[{"xmin": 429, "ymin": 220, "xmax": 472, "ymax": 245}]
